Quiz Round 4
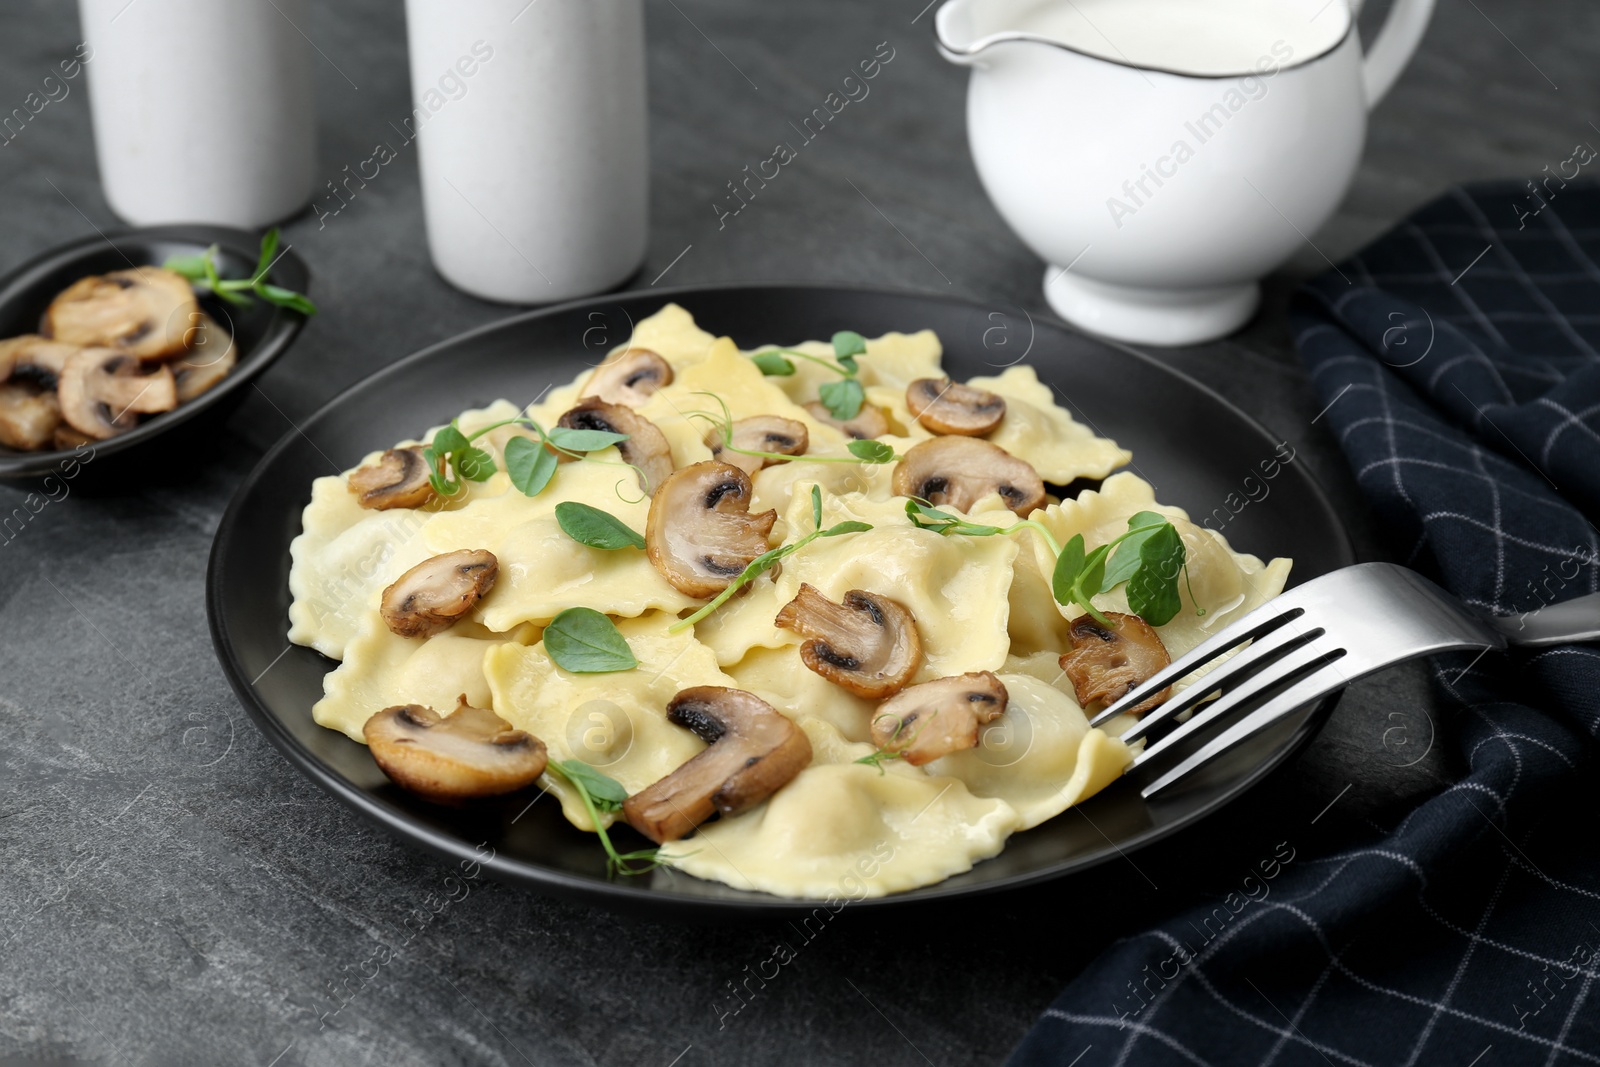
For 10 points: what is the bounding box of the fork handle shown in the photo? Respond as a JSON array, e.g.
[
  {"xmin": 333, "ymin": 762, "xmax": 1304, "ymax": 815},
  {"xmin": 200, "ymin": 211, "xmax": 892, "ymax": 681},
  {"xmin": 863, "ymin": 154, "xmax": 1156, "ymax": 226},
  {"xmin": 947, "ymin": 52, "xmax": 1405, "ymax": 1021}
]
[{"xmin": 1492, "ymin": 592, "xmax": 1600, "ymax": 647}]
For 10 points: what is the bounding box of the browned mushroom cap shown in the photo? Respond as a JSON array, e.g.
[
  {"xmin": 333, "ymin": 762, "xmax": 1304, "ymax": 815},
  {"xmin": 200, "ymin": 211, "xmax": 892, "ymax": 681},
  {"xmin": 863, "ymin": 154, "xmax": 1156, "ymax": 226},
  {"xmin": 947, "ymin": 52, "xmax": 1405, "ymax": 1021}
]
[
  {"xmin": 870, "ymin": 671, "xmax": 1008, "ymax": 766},
  {"xmin": 173, "ymin": 314, "xmax": 236, "ymax": 401},
  {"xmin": 380, "ymin": 549, "xmax": 498, "ymax": 638},
  {"xmin": 0, "ymin": 335, "xmax": 79, "ymax": 384},
  {"xmin": 581, "ymin": 347, "xmax": 673, "ymax": 407},
  {"xmin": 774, "ymin": 583, "xmax": 922, "ymax": 698},
  {"xmin": 623, "ymin": 686, "xmax": 812, "ymax": 843},
  {"xmin": 892, "ymin": 436, "xmax": 1045, "ymax": 517},
  {"xmin": 0, "ymin": 382, "xmax": 62, "ymax": 451},
  {"xmin": 906, "ymin": 377, "xmax": 1006, "ymax": 436},
  {"xmin": 646, "ymin": 461, "xmax": 777, "ymax": 598},
  {"xmin": 348, "ymin": 446, "xmax": 437, "ymax": 510},
  {"xmin": 44, "ymin": 267, "xmax": 198, "ymax": 360},
  {"xmin": 364, "ymin": 695, "xmax": 547, "ymax": 804},
  {"xmin": 56, "ymin": 347, "xmax": 177, "ymax": 440},
  {"xmin": 1059, "ymin": 611, "xmax": 1172, "ymax": 716},
  {"xmin": 706, "ymin": 414, "xmax": 809, "ymax": 477},
  {"xmin": 804, "ymin": 399, "xmax": 889, "ymax": 440},
  {"xmin": 556, "ymin": 397, "xmax": 674, "ymax": 494}
]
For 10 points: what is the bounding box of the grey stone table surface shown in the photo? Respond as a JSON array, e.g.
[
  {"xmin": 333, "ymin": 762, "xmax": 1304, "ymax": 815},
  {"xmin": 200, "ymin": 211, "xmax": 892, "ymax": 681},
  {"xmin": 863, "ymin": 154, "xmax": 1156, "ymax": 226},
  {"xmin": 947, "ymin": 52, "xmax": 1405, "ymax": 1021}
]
[{"xmin": 0, "ymin": 0, "xmax": 1591, "ymax": 1064}]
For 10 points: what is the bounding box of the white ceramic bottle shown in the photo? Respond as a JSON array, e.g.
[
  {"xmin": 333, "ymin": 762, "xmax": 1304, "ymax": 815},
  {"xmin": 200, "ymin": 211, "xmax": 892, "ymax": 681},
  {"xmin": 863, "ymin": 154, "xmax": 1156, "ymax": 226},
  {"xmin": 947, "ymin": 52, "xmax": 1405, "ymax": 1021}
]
[
  {"xmin": 403, "ymin": 0, "xmax": 650, "ymax": 304},
  {"xmin": 77, "ymin": 0, "xmax": 317, "ymax": 228}
]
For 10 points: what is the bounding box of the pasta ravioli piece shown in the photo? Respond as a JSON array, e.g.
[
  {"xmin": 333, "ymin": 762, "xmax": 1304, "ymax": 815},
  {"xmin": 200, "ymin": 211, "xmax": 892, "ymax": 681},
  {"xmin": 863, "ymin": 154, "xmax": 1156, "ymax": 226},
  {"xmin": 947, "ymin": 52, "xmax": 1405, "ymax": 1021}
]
[
  {"xmin": 1022, "ymin": 472, "xmax": 1293, "ymax": 659},
  {"xmin": 313, "ymin": 614, "xmax": 538, "ymax": 741},
  {"xmin": 620, "ymin": 301, "xmax": 721, "ymax": 372},
  {"xmin": 421, "ymin": 459, "xmax": 697, "ymax": 631},
  {"xmin": 723, "ymin": 645, "xmax": 878, "ymax": 743},
  {"xmin": 748, "ymin": 436, "xmax": 908, "ymax": 537},
  {"xmin": 925, "ymin": 673, "xmax": 1132, "ymax": 829},
  {"xmin": 669, "ymin": 719, "xmax": 1018, "ymax": 897},
  {"xmin": 287, "ymin": 400, "xmax": 524, "ymax": 660},
  {"xmin": 483, "ymin": 613, "xmax": 732, "ymax": 830},
  {"xmin": 701, "ymin": 485, "xmax": 1017, "ymax": 682},
  {"xmin": 967, "ymin": 366, "xmax": 1130, "ymax": 482}
]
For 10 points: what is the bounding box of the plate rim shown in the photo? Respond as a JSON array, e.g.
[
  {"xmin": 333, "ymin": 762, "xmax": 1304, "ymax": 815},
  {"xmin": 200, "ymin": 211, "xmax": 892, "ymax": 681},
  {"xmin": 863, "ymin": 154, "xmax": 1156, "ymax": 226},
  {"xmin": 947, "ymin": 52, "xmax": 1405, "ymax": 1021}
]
[
  {"xmin": 0, "ymin": 222, "xmax": 311, "ymax": 478},
  {"xmin": 207, "ymin": 280, "xmax": 1356, "ymax": 915}
]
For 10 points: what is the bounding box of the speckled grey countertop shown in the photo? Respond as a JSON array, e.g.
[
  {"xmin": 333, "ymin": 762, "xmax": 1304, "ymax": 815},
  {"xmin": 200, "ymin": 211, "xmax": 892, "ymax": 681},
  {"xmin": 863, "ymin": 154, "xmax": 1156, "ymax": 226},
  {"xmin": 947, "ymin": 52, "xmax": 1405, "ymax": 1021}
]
[{"xmin": 1, "ymin": 0, "xmax": 1591, "ymax": 1064}]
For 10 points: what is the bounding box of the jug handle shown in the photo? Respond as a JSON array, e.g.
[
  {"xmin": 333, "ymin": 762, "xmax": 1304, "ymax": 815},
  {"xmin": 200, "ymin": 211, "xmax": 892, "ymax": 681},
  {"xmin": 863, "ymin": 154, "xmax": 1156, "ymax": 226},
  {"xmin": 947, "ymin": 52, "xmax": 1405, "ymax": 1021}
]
[{"xmin": 1360, "ymin": 0, "xmax": 1435, "ymax": 108}]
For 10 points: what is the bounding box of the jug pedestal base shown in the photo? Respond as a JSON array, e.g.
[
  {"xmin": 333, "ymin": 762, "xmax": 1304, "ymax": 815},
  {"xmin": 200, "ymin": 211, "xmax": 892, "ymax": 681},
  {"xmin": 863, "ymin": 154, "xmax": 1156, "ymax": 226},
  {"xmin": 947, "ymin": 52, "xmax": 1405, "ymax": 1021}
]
[{"xmin": 1043, "ymin": 269, "xmax": 1260, "ymax": 347}]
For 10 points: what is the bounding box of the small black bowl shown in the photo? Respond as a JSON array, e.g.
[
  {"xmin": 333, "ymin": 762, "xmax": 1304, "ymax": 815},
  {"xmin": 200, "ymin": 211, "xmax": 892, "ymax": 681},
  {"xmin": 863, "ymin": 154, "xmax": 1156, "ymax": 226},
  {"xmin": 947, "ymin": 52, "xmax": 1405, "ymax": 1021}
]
[{"xmin": 0, "ymin": 223, "xmax": 310, "ymax": 480}]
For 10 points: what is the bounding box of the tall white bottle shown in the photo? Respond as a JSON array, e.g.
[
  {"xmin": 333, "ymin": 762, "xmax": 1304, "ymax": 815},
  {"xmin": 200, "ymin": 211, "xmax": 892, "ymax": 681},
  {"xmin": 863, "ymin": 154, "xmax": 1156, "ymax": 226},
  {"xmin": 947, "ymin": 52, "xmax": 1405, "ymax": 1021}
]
[
  {"xmin": 77, "ymin": 0, "xmax": 317, "ymax": 228},
  {"xmin": 404, "ymin": 0, "xmax": 650, "ymax": 303}
]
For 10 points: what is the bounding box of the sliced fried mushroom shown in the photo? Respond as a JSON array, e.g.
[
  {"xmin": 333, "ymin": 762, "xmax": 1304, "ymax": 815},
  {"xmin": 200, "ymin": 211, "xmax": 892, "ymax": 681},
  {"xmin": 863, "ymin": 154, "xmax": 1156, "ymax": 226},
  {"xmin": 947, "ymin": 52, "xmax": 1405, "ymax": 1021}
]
[
  {"xmin": 871, "ymin": 671, "xmax": 1008, "ymax": 766},
  {"xmin": 646, "ymin": 461, "xmax": 777, "ymax": 598},
  {"xmin": 348, "ymin": 446, "xmax": 436, "ymax": 510},
  {"xmin": 0, "ymin": 382, "xmax": 62, "ymax": 451},
  {"xmin": 556, "ymin": 397, "xmax": 674, "ymax": 494},
  {"xmin": 365, "ymin": 695, "xmax": 547, "ymax": 803},
  {"xmin": 906, "ymin": 377, "xmax": 1006, "ymax": 436},
  {"xmin": 379, "ymin": 549, "xmax": 498, "ymax": 638},
  {"xmin": 774, "ymin": 583, "xmax": 922, "ymax": 698},
  {"xmin": 706, "ymin": 414, "xmax": 809, "ymax": 477},
  {"xmin": 53, "ymin": 424, "xmax": 95, "ymax": 451},
  {"xmin": 56, "ymin": 347, "xmax": 178, "ymax": 440},
  {"xmin": 623, "ymin": 686, "xmax": 812, "ymax": 843},
  {"xmin": 173, "ymin": 314, "xmax": 236, "ymax": 401},
  {"xmin": 0, "ymin": 335, "xmax": 79, "ymax": 384},
  {"xmin": 580, "ymin": 347, "xmax": 673, "ymax": 407},
  {"xmin": 44, "ymin": 267, "xmax": 198, "ymax": 360},
  {"xmin": 1059, "ymin": 611, "xmax": 1173, "ymax": 716},
  {"xmin": 892, "ymin": 435, "xmax": 1045, "ymax": 517},
  {"xmin": 804, "ymin": 399, "xmax": 889, "ymax": 440}
]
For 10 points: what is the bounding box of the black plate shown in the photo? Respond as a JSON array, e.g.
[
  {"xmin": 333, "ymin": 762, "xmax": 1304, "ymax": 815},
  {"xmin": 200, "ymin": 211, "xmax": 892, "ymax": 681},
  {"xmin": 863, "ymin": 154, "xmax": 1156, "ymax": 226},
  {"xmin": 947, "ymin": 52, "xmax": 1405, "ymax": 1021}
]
[
  {"xmin": 0, "ymin": 224, "xmax": 310, "ymax": 479},
  {"xmin": 208, "ymin": 284, "xmax": 1354, "ymax": 917}
]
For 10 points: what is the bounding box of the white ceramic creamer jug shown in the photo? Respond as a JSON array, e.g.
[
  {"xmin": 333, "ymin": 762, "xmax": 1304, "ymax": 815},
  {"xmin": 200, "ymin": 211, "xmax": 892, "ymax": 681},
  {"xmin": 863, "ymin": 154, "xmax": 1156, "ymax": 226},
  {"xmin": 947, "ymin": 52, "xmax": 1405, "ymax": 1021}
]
[{"xmin": 936, "ymin": 0, "xmax": 1434, "ymax": 345}]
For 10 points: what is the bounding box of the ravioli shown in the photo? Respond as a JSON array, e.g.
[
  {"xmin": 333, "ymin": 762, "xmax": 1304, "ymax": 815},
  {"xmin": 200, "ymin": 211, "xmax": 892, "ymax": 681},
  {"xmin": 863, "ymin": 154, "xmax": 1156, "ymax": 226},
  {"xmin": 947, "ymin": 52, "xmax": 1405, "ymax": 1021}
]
[
  {"xmin": 926, "ymin": 674, "xmax": 1132, "ymax": 829},
  {"xmin": 1022, "ymin": 472, "xmax": 1293, "ymax": 659},
  {"xmin": 670, "ymin": 719, "xmax": 1020, "ymax": 898},
  {"xmin": 697, "ymin": 484, "xmax": 1018, "ymax": 682},
  {"xmin": 483, "ymin": 613, "xmax": 731, "ymax": 830},
  {"xmin": 420, "ymin": 458, "xmax": 698, "ymax": 631},
  {"xmin": 313, "ymin": 615, "xmax": 538, "ymax": 741},
  {"xmin": 286, "ymin": 399, "xmax": 525, "ymax": 660}
]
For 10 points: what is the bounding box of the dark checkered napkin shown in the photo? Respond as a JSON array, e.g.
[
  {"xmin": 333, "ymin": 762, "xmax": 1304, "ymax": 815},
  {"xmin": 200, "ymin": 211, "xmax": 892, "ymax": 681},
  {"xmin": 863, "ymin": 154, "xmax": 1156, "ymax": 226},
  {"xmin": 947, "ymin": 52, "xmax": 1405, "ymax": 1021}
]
[{"xmin": 1011, "ymin": 182, "xmax": 1600, "ymax": 1067}]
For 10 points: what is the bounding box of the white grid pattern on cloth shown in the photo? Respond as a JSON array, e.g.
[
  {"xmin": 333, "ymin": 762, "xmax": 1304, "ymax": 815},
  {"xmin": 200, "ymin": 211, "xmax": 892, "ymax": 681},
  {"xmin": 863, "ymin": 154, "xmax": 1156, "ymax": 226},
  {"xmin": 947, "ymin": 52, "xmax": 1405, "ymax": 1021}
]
[
  {"xmin": 1014, "ymin": 185, "xmax": 1600, "ymax": 1067},
  {"xmin": 1037, "ymin": 785, "xmax": 1600, "ymax": 1067}
]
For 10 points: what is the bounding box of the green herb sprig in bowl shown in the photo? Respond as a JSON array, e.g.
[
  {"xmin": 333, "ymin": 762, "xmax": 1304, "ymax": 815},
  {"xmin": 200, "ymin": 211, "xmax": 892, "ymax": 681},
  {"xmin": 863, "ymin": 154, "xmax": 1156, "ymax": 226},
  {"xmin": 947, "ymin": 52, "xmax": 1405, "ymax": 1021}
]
[{"xmin": 164, "ymin": 228, "xmax": 317, "ymax": 316}]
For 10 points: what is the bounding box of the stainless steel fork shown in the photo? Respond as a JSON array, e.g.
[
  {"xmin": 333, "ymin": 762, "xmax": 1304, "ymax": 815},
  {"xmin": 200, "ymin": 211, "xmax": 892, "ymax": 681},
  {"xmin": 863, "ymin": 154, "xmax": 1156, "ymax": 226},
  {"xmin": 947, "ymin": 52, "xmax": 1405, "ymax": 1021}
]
[{"xmin": 1088, "ymin": 562, "xmax": 1600, "ymax": 798}]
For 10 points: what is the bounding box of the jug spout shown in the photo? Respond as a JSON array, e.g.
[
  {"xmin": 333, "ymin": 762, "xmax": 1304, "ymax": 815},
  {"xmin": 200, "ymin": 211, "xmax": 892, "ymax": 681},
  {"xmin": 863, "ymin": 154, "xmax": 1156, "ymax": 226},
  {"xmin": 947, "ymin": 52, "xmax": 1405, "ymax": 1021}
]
[{"xmin": 933, "ymin": 0, "xmax": 1033, "ymax": 67}]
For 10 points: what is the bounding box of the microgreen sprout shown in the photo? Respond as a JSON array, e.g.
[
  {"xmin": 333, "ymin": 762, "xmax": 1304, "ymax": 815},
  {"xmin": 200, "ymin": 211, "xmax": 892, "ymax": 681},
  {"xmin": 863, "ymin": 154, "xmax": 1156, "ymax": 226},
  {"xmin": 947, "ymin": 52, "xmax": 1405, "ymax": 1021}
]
[
  {"xmin": 1052, "ymin": 512, "xmax": 1203, "ymax": 627},
  {"xmin": 419, "ymin": 409, "xmax": 644, "ymax": 501},
  {"xmin": 163, "ymin": 228, "xmax": 317, "ymax": 315},
  {"xmin": 854, "ymin": 708, "xmax": 940, "ymax": 774},
  {"xmin": 904, "ymin": 499, "xmax": 1062, "ymax": 556},
  {"xmin": 547, "ymin": 760, "xmax": 667, "ymax": 877},
  {"xmin": 749, "ymin": 331, "xmax": 869, "ymax": 420}
]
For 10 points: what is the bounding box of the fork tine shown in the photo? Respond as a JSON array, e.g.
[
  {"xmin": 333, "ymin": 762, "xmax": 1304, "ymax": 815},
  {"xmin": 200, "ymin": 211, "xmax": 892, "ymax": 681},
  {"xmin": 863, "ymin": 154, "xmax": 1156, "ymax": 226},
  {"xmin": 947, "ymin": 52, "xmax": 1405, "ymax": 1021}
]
[
  {"xmin": 1139, "ymin": 665, "xmax": 1350, "ymax": 798},
  {"xmin": 1128, "ymin": 639, "xmax": 1345, "ymax": 770},
  {"xmin": 1117, "ymin": 620, "xmax": 1325, "ymax": 744},
  {"xmin": 1088, "ymin": 602, "xmax": 1306, "ymax": 728}
]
